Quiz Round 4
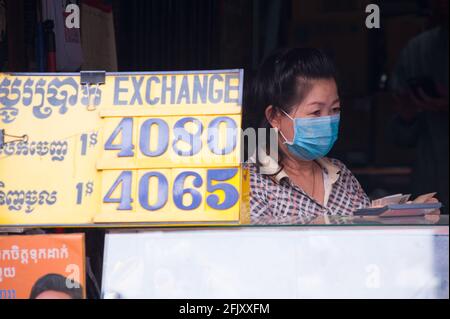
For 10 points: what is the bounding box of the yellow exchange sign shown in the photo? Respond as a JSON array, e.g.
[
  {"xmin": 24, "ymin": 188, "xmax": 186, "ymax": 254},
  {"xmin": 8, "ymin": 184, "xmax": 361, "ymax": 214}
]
[{"xmin": 0, "ymin": 70, "xmax": 249, "ymax": 227}]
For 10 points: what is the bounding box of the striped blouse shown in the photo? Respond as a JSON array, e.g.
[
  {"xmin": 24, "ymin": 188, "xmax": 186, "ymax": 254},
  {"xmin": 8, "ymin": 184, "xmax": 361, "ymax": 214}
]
[{"xmin": 246, "ymin": 157, "xmax": 371, "ymax": 224}]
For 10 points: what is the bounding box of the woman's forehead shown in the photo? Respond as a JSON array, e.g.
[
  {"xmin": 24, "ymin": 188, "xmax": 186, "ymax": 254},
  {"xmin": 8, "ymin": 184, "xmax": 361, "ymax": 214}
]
[{"xmin": 289, "ymin": 79, "xmax": 339, "ymax": 111}]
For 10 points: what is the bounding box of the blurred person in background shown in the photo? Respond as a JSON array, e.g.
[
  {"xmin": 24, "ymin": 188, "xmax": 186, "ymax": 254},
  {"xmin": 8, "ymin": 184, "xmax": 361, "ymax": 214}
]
[{"xmin": 389, "ymin": 0, "xmax": 449, "ymax": 214}]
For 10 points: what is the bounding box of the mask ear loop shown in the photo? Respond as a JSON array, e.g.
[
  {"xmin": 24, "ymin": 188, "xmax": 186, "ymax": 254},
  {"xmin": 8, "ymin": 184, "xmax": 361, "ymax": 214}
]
[
  {"xmin": 278, "ymin": 128, "xmax": 290, "ymax": 144},
  {"xmin": 279, "ymin": 108, "xmax": 293, "ymax": 120},
  {"xmin": 278, "ymin": 109, "xmax": 294, "ymax": 144}
]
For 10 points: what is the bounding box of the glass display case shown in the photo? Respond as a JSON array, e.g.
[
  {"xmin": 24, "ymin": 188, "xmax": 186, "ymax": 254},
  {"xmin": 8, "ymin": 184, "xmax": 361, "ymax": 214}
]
[{"xmin": 101, "ymin": 216, "xmax": 448, "ymax": 299}]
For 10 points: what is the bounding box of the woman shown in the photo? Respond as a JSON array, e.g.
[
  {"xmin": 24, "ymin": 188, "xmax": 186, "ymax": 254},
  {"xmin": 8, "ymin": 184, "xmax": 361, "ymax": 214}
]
[{"xmin": 246, "ymin": 48, "xmax": 439, "ymax": 224}]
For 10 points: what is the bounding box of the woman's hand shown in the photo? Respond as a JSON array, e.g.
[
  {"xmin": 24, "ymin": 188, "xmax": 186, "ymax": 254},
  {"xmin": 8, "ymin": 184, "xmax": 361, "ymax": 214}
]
[{"xmin": 424, "ymin": 197, "xmax": 441, "ymax": 223}]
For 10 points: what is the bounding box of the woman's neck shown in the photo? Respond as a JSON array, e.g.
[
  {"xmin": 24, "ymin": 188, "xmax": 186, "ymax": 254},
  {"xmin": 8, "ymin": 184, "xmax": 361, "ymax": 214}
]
[{"xmin": 281, "ymin": 153, "xmax": 316, "ymax": 176}]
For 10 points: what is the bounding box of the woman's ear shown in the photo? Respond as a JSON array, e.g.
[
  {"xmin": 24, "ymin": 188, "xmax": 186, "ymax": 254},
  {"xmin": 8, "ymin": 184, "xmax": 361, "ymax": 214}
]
[{"xmin": 265, "ymin": 105, "xmax": 282, "ymax": 129}]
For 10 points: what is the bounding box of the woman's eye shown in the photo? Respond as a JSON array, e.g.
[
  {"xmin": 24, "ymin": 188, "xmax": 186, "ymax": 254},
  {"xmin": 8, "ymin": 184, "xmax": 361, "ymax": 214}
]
[
  {"xmin": 312, "ymin": 110, "xmax": 321, "ymax": 116},
  {"xmin": 332, "ymin": 108, "xmax": 341, "ymax": 114}
]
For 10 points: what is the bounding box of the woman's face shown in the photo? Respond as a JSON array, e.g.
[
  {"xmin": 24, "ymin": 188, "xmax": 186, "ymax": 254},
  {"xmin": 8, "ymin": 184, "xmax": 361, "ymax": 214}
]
[{"xmin": 268, "ymin": 78, "xmax": 340, "ymax": 143}]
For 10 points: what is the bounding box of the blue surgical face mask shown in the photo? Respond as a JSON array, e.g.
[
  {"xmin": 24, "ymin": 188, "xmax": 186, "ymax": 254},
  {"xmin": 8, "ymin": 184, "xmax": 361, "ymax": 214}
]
[{"xmin": 279, "ymin": 110, "xmax": 340, "ymax": 161}]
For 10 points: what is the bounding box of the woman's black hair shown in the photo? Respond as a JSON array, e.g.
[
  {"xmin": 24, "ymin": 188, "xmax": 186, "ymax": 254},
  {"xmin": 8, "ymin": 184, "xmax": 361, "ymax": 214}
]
[
  {"xmin": 29, "ymin": 273, "xmax": 83, "ymax": 299},
  {"xmin": 246, "ymin": 47, "xmax": 338, "ymax": 167}
]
